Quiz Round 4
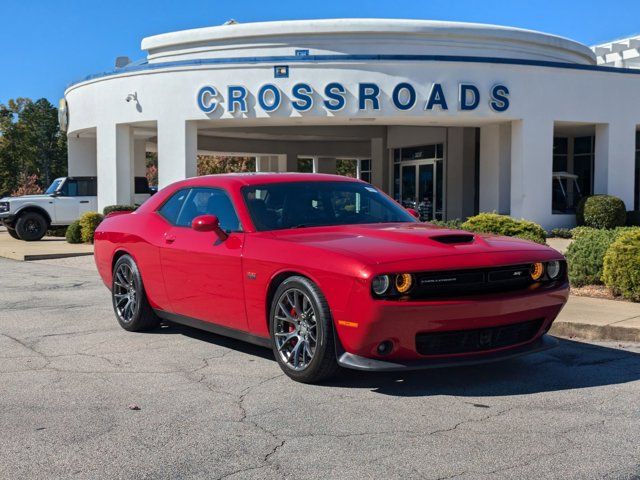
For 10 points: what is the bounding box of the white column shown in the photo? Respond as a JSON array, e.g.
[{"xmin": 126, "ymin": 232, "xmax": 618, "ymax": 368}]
[
  {"xmin": 479, "ymin": 124, "xmax": 511, "ymax": 214},
  {"xmin": 510, "ymin": 119, "xmax": 554, "ymax": 225},
  {"xmin": 595, "ymin": 122, "xmax": 636, "ymax": 208},
  {"xmin": 370, "ymin": 137, "xmax": 387, "ymax": 190},
  {"xmin": 157, "ymin": 119, "xmax": 197, "ymax": 189},
  {"xmin": 133, "ymin": 139, "xmax": 147, "ymax": 177},
  {"xmin": 96, "ymin": 123, "xmax": 134, "ymax": 212},
  {"xmin": 67, "ymin": 136, "xmax": 97, "ymax": 176}
]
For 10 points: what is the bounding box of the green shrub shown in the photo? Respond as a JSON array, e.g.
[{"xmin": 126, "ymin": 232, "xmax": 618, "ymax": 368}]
[
  {"xmin": 576, "ymin": 195, "xmax": 627, "ymax": 229},
  {"xmin": 103, "ymin": 204, "xmax": 136, "ymax": 216},
  {"xmin": 565, "ymin": 226, "xmax": 640, "ymax": 287},
  {"xmin": 460, "ymin": 213, "xmax": 546, "ymax": 244},
  {"xmin": 602, "ymin": 230, "xmax": 640, "ymax": 301},
  {"xmin": 65, "ymin": 221, "xmax": 82, "ymax": 244},
  {"xmin": 428, "ymin": 218, "xmax": 465, "ymax": 229},
  {"xmin": 550, "ymin": 228, "xmax": 572, "ymax": 239},
  {"xmin": 79, "ymin": 212, "xmax": 104, "ymax": 244}
]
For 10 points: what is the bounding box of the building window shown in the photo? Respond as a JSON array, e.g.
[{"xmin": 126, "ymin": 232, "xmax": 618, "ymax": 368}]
[
  {"xmin": 358, "ymin": 159, "xmax": 371, "ymax": 183},
  {"xmin": 392, "ymin": 144, "xmax": 444, "ymax": 221},
  {"xmin": 552, "ymin": 135, "xmax": 594, "ymax": 214},
  {"xmin": 298, "ymin": 158, "xmax": 313, "ymax": 173}
]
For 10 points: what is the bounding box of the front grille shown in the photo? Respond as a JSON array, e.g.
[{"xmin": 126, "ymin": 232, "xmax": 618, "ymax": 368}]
[
  {"xmin": 411, "ymin": 264, "xmax": 535, "ymax": 299},
  {"xmin": 415, "ymin": 318, "xmax": 544, "ymax": 356}
]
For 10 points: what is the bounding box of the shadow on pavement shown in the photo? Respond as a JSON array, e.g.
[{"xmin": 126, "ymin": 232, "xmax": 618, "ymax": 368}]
[
  {"xmin": 152, "ymin": 323, "xmax": 640, "ymax": 397},
  {"xmin": 327, "ymin": 338, "xmax": 640, "ymax": 397}
]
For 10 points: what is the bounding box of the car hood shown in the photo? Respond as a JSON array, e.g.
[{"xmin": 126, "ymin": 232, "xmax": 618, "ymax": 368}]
[
  {"xmin": 0, "ymin": 195, "xmax": 49, "ymax": 202},
  {"xmin": 269, "ymin": 223, "xmax": 558, "ymax": 265}
]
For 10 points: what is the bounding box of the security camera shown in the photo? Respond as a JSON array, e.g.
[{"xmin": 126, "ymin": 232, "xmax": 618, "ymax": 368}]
[{"xmin": 125, "ymin": 93, "xmax": 137, "ymax": 103}]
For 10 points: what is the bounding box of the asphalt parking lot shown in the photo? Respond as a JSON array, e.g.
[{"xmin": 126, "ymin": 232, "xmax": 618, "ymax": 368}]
[{"xmin": 1, "ymin": 257, "xmax": 639, "ymax": 479}]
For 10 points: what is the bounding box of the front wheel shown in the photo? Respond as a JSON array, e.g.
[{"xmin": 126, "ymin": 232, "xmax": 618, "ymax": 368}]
[
  {"xmin": 112, "ymin": 255, "xmax": 159, "ymax": 332},
  {"xmin": 15, "ymin": 212, "xmax": 47, "ymax": 241},
  {"xmin": 269, "ymin": 276, "xmax": 339, "ymax": 383}
]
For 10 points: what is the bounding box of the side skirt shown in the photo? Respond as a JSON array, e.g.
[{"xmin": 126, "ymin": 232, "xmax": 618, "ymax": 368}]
[{"xmin": 153, "ymin": 309, "xmax": 271, "ymax": 349}]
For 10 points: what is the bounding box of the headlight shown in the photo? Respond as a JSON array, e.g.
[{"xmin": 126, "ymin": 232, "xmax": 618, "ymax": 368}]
[
  {"xmin": 547, "ymin": 261, "xmax": 561, "ymax": 280},
  {"xmin": 530, "ymin": 262, "xmax": 544, "ymax": 281},
  {"xmin": 395, "ymin": 273, "xmax": 414, "ymax": 294},
  {"xmin": 0, "ymin": 202, "xmax": 9, "ymax": 213},
  {"xmin": 372, "ymin": 275, "xmax": 390, "ymax": 296}
]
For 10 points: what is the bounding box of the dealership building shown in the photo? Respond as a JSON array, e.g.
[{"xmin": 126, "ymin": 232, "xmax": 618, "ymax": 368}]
[{"xmin": 62, "ymin": 19, "xmax": 640, "ymax": 229}]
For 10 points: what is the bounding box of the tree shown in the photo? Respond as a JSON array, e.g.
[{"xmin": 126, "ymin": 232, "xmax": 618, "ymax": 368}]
[{"xmin": 0, "ymin": 98, "xmax": 67, "ymax": 196}]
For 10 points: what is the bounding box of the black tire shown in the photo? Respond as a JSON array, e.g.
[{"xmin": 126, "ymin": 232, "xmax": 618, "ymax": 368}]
[
  {"xmin": 269, "ymin": 276, "xmax": 340, "ymax": 383},
  {"xmin": 15, "ymin": 212, "xmax": 47, "ymax": 241},
  {"xmin": 111, "ymin": 255, "xmax": 159, "ymax": 332},
  {"xmin": 6, "ymin": 227, "xmax": 21, "ymax": 240}
]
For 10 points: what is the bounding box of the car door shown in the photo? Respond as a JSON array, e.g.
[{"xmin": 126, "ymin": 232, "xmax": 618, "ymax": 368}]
[
  {"xmin": 53, "ymin": 179, "xmax": 80, "ymax": 224},
  {"xmin": 76, "ymin": 178, "xmax": 97, "ymax": 216},
  {"xmin": 158, "ymin": 187, "xmax": 247, "ymax": 330}
]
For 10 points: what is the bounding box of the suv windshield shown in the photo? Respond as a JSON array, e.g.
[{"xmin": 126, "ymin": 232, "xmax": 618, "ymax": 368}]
[
  {"xmin": 45, "ymin": 178, "xmax": 64, "ymax": 195},
  {"xmin": 242, "ymin": 181, "xmax": 416, "ymax": 231}
]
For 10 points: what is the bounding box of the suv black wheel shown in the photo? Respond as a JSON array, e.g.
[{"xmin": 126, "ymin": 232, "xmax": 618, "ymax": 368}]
[
  {"xmin": 269, "ymin": 276, "xmax": 340, "ymax": 383},
  {"xmin": 112, "ymin": 255, "xmax": 159, "ymax": 332},
  {"xmin": 15, "ymin": 212, "xmax": 48, "ymax": 241}
]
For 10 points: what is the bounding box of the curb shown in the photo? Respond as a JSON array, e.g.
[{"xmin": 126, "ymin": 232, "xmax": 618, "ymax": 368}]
[{"xmin": 550, "ymin": 321, "xmax": 640, "ymax": 343}]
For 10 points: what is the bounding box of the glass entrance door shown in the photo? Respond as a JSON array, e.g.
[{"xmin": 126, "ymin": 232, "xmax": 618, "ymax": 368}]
[{"xmin": 400, "ymin": 161, "xmax": 442, "ymax": 221}]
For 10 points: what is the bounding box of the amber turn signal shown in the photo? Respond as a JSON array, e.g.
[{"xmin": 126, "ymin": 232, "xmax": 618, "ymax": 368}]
[
  {"xmin": 530, "ymin": 262, "xmax": 544, "ymax": 281},
  {"xmin": 395, "ymin": 273, "xmax": 414, "ymax": 293}
]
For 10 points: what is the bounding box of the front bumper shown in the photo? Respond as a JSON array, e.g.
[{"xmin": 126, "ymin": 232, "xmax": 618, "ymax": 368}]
[
  {"xmin": 337, "ymin": 334, "xmax": 558, "ymax": 371},
  {"xmin": 0, "ymin": 213, "xmax": 15, "ymax": 226}
]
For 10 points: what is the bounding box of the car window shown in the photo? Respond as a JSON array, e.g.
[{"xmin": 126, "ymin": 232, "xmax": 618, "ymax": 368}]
[
  {"xmin": 175, "ymin": 187, "xmax": 240, "ymax": 232},
  {"xmin": 59, "ymin": 179, "xmax": 76, "ymax": 196},
  {"xmin": 76, "ymin": 178, "xmax": 97, "ymax": 196},
  {"xmin": 243, "ymin": 181, "xmax": 416, "ymax": 231},
  {"xmin": 158, "ymin": 189, "xmax": 189, "ymax": 224}
]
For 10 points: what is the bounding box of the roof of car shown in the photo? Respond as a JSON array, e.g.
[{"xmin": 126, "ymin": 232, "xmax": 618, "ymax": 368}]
[{"xmin": 170, "ymin": 173, "xmax": 363, "ymax": 189}]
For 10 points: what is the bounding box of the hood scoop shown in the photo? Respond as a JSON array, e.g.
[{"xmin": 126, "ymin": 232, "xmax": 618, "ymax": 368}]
[{"xmin": 431, "ymin": 233, "xmax": 475, "ymax": 245}]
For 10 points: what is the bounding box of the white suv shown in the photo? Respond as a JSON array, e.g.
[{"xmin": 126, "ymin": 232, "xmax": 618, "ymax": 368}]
[{"xmin": 0, "ymin": 176, "xmax": 152, "ymax": 241}]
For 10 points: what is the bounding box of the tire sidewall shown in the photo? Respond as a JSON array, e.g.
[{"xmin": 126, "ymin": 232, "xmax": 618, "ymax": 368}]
[
  {"xmin": 6, "ymin": 227, "xmax": 21, "ymax": 240},
  {"xmin": 16, "ymin": 212, "xmax": 47, "ymax": 241},
  {"xmin": 112, "ymin": 255, "xmax": 144, "ymax": 331},
  {"xmin": 269, "ymin": 276, "xmax": 334, "ymax": 382}
]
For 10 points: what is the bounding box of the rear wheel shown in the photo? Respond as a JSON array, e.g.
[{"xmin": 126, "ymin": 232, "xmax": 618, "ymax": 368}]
[
  {"xmin": 111, "ymin": 255, "xmax": 159, "ymax": 332},
  {"xmin": 15, "ymin": 212, "xmax": 47, "ymax": 241},
  {"xmin": 269, "ymin": 276, "xmax": 339, "ymax": 383},
  {"xmin": 6, "ymin": 227, "xmax": 21, "ymax": 240}
]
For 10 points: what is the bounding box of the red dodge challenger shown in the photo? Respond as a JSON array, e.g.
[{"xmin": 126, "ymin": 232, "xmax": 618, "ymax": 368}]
[{"xmin": 94, "ymin": 173, "xmax": 569, "ymax": 383}]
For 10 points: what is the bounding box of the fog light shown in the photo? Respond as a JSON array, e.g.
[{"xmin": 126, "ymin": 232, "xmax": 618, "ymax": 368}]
[
  {"xmin": 377, "ymin": 340, "xmax": 393, "ymax": 356},
  {"xmin": 547, "ymin": 260, "xmax": 561, "ymax": 280},
  {"xmin": 530, "ymin": 262, "xmax": 544, "ymax": 281},
  {"xmin": 372, "ymin": 275, "xmax": 390, "ymax": 296},
  {"xmin": 395, "ymin": 273, "xmax": 414, "ymax": 294}
]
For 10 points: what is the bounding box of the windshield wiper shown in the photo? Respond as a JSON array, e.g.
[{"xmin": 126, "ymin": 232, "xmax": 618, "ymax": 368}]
[{"xmin": 290, "ymin": 223, "xmax": 320, "ymax": 229}]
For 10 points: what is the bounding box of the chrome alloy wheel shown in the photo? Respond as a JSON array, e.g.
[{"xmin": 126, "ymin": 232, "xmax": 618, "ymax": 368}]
[
  {"xmin": 113, "ymin": 263, "xmax": 137, "ymax": 323},
  {"xmin": 274, "ymin": 288, "xmax": 318, "ymax": 371}
]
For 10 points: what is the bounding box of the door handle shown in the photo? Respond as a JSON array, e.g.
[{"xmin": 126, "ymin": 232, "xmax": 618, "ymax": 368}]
[
  {"xmin": 165, "ymin": 234, "xmax": 176, "ymax": 244},
  {"xmin": 80, "ymin": 201, "xmax": 89, "ymax": 204}
]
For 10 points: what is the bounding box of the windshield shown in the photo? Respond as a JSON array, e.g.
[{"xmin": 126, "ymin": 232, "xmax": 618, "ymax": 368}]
[
  {"xmin": 242, "ymin": 181, "xmax": 417, "ymax": 231},
  {"xmin": 45, "ymin": 178, "xmax": 64, "ymax": 195}
]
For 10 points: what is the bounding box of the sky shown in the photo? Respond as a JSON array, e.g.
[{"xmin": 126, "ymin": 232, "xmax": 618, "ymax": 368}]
[{"xmin": 1, "ymin": 0, "xmax": 639, "ymax": 104}]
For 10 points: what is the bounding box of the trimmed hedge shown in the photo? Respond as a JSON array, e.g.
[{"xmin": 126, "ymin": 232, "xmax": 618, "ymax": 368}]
[
  {"xmin": 565, "ymin": 226, "xmax": 640, "ymax": 287},
  {"xmin": 576, "ymin": 195, "xmax": 627, "ymax": 229},
  {"xmin": 65, "ymin": 221, "xmax": 82, "ymax": 244},
  {"xmin": 103, "ymin": 204, "xmax": 136, "ymax": 216},
  {"xmin": 603, "ymin": 230, "xmax": 640, "ymax": 301},
  {"xmin": 428, "ymin": 218, "xmax": 465, "ymax": 230},
  {"xmin": 460, "ymin": 213, "xmax": 546, "ymax": 244},
  {"xmin": 79, "ymin": 212, "xmax": 104, "ymax": 244}
]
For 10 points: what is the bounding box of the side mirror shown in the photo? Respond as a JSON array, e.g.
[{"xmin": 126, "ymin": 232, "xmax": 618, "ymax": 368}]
[
  {"xmin": 406, "ymin": 208, "xmax": 420, "ymax": 219},
  {"xmin": 192, "ymin": 214, "xmax": 228, "ymax": 241}
]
